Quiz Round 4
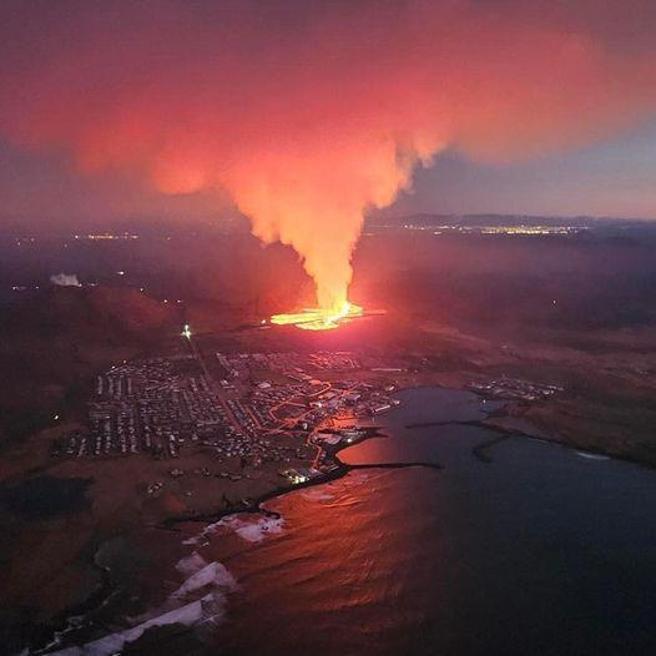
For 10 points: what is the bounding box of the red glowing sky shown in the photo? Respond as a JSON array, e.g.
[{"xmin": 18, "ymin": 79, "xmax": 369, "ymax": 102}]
[{"xmin": 1, "ymin": 0, "xmax": 656, "ymax": 226}]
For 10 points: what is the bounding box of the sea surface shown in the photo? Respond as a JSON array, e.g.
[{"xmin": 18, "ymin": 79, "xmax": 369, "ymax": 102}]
[
  {"xmin": 53, "ymin": 387, "xmax": 656, "ymax": 655},
  {"xmin": 207, "ymin": 387, "xmax": 656, "ymax": 656}
]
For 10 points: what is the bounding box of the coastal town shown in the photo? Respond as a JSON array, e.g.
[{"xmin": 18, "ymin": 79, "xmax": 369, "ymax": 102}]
[
  {"xmin": 51, "ymin": 339, "xmax": 402, "ymax": 493},
  {"xmin": 46, "ymin": 323, "xmax": 571, "ymax": 515},
  {"xmin": 467, "ymin": 376, "xmax": 564, "ymax": 401}
]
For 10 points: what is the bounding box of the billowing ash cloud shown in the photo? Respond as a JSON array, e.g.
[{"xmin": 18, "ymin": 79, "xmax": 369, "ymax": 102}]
[
  {"xmin": 50, "ymin": 273, "xmax": 82, "ymax": 287},
  {"xmin": 2, "ymin": 1, "xmax": 656, "ymax": 311}
]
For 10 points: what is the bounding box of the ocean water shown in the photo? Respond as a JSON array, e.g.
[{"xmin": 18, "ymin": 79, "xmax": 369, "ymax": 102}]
[
  {"xmin": 206, "ymin": 387, "xmax": 656, "ymax": 655},
  {"xmin": 54, "ymin": 387, "xmax": 656, "ymax": 655}
]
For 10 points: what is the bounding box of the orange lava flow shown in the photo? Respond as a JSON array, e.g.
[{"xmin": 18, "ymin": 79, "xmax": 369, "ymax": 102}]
[{"xmin": 271, "ymin": 302, "xmax": 363, "ymax": 331}]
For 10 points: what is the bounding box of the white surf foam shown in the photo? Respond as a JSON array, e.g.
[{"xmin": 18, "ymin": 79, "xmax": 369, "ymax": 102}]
[
  {"xmin": 345, "ymin": 470, "xmax": 372, "ymax": 485},
  {"xmin": 215, "ymin": 514, "xmax": 285, "ymax": 543},
  {"xmin": 50, "ymin": 556, "xmax": 237, "ymax": 656},
  {"xmin": 175, "ymin": 551, "xmax": 208, "ymax": 576},
  {"xmin": 300, "ymin": 487, "xmax": 335, "ymax": 502},
  {"xmin": 51, "ymin": 594, "xmax": 217, "ymax": 656},
  {"xmin": 576, "ymin": 451, "xmax": 611, "ymax": 461},
  {"xmin": 170, "ymin": 561, "xmax": 237, "ymax": 599}
]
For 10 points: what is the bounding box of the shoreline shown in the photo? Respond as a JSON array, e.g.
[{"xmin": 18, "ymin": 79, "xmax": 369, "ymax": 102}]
[
  {"xmin": 32, "ymin": 419, "xmax": 442, "ymax": 654},
  {"xmin": 31, "ymin": 383, "xmax": 650, "ymax": 654},
  {"xmin": 160, "ymin": 424, "xmax": 444, "ymax": 530}
]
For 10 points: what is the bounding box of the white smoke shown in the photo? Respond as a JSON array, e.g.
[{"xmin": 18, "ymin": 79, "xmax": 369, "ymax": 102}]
[{"xmin": 50, "ymin": 273, "xmax": 82, "ymax": 287}]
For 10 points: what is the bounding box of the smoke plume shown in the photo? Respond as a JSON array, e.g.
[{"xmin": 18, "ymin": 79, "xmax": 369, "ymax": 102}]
[
  {"xmin": 50, "ymin": 273, "xmax": 82, "ymax": 287},
  {"xmin": 1, "ymin": 1, "xmax": 656, "ymax": 311}
]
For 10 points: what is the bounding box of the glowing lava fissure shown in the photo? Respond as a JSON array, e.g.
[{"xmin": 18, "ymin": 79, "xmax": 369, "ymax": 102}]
[{"xmin": 271, "ymin": 301, "xmax": 363, "ymax": 331}]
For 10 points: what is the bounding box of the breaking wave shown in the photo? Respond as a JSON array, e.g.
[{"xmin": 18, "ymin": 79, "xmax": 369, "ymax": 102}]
[{"xmin": 49, "ymin": 553, "xmax": 236, "ymax": 656}]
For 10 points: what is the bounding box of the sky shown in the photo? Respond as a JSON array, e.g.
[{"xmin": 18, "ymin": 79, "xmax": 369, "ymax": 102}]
[
  {"xmin": 0, "ymin": 0, "xmax": 655, "ymax": 238},
  {"xmin": 389, "ymin": 121, "xmax": 656, "ymax": 219},
  {"xmin": 2, "ymin": 122, "xmax": 656, "ymax": 224}
]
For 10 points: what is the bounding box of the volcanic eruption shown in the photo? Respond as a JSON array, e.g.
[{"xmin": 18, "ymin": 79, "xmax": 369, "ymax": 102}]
[
  {"xmin": 2, "ymin": 1, "xmax": 656, "ymax": 330},
  {"xmin": 271, "ymin": 301, "xmax": 364, "ymax": 331}
]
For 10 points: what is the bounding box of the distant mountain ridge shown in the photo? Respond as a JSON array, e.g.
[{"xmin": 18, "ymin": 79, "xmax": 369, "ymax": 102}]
[{"xmin": 369, "ymin": 213, "xmax": 655, "ymax": 228}]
